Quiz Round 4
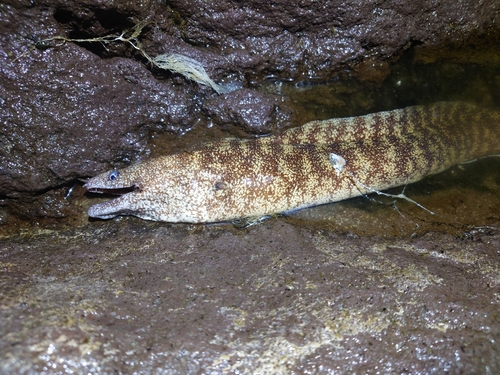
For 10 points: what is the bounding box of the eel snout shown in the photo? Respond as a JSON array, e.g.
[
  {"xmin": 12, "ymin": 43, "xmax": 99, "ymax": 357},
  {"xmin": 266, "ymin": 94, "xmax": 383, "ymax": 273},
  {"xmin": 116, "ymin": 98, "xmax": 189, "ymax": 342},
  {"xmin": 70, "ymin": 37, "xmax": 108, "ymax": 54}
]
[{"xmin": 83, "ymin": 168, "xmax": 142, "ymax": 195}]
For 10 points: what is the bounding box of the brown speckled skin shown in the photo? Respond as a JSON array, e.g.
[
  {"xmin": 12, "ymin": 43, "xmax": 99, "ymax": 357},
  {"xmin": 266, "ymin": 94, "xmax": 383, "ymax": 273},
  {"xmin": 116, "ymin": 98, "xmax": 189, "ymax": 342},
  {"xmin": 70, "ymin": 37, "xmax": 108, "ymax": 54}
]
[{"xmin": 84, "ymin": 102, "xmax": 500, "ymax": 223}]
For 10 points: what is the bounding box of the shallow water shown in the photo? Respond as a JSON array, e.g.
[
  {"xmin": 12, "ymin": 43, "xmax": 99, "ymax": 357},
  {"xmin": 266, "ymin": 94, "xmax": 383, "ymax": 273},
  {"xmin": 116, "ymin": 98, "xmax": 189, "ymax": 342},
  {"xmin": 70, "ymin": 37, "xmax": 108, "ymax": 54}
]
[{"xmin": 262, "ymin": 48, "xmax": 500, "ymax": 120}]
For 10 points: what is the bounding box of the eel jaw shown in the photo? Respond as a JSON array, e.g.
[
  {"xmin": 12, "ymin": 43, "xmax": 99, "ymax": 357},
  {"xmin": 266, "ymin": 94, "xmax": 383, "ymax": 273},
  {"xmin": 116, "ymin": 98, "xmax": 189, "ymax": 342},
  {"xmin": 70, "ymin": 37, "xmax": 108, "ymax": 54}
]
[
  {"xmin": 85, "ymin": 184, "xmax": 142, "ymax": 219},
  {"xmin": 87, "ymin": 192, "xmax": 138, "ymax": 220}
]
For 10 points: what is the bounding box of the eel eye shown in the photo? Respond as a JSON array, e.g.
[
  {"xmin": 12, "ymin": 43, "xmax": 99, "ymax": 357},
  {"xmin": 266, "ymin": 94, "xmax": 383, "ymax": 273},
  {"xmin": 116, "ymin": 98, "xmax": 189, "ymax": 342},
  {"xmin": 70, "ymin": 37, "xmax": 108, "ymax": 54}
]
[{"xmin": 108, "ymin": 170, "xmax": 120, "ymax": 181}]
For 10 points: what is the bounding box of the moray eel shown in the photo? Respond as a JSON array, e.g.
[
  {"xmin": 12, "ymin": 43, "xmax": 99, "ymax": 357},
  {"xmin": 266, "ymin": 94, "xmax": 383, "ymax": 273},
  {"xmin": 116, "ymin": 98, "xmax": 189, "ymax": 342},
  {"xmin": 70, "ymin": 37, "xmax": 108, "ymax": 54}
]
[{"xmin": 84, "ymin": 102, "xmax": 500, "ymax": 223}]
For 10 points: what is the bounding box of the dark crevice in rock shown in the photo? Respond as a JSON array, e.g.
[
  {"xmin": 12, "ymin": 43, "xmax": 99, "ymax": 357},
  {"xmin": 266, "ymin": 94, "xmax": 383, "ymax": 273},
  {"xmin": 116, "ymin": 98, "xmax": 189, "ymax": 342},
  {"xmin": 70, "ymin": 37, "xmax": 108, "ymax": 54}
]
[{"xmin": 53, "ymin": 7, "xmax": 140, "ymax": 58}]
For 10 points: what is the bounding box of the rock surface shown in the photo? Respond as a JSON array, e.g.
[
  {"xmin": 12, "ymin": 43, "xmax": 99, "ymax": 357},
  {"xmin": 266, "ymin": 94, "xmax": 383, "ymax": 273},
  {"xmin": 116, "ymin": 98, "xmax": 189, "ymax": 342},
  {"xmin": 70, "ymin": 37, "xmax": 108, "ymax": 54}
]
[{"xmin": 1, "ymin": 219, "xmax": 500, "ymax": 374}]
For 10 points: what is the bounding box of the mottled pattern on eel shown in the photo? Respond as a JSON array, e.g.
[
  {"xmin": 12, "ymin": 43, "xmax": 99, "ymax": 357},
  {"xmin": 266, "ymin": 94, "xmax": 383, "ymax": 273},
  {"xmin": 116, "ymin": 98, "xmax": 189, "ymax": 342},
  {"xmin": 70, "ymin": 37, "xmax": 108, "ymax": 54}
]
[{"xmin": 84, "ymin": 102, "xmax": 500, "ymax": 223}]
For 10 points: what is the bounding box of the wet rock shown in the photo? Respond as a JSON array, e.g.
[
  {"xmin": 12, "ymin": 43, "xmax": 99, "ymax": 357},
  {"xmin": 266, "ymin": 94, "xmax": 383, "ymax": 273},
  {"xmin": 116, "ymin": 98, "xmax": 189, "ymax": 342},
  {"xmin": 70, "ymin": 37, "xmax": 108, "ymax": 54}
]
[
  {"xmin": 1, "ymin": 220, "xmax": 499, "ymax": 373},
  {"xmin": 167, "ymin": 0, "xmax": 500, "ymax": 82},
  {"xmin": 0, "ymin": 5, "xmax": 202, "ymax": 197},
  {"xmin": 203, "ymin": 88, "xmax": 294, "ymax": 134}
]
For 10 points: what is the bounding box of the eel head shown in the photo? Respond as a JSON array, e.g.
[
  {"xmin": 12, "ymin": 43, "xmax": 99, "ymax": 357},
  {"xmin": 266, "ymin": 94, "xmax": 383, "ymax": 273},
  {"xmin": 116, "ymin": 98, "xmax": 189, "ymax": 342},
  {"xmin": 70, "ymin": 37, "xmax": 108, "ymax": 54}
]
[{"xmin": 84, "ymin": 163, "xmax": 145, "ymax": 220}]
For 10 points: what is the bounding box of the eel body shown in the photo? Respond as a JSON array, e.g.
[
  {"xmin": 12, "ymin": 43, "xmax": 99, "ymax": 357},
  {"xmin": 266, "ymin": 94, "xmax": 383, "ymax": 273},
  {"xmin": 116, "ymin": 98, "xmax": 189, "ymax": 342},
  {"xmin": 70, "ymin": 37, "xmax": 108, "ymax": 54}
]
[{"xmin": 84, "ymin": 102, "xmax": 500, "ymax": 223}]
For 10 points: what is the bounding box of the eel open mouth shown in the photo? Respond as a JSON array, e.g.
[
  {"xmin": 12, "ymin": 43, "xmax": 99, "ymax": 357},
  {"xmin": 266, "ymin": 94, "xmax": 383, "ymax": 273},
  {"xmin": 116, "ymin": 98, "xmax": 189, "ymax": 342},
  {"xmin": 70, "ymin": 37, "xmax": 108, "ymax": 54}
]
[
  {"xmin": 85, "ymin": 184, "xmax": 142, "ymax": 220},
  {"xmin": 85, "ymin": 186, "xmax": 138, "ymax": 195}
]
